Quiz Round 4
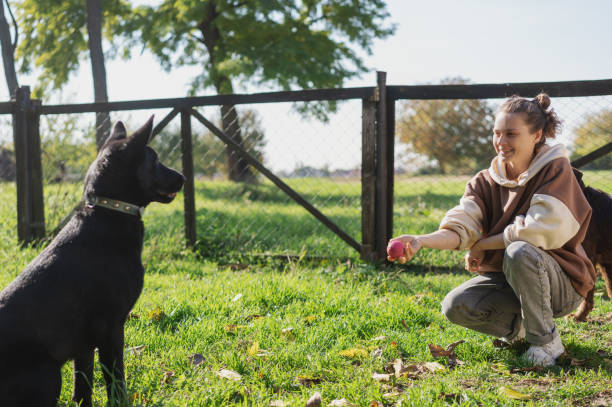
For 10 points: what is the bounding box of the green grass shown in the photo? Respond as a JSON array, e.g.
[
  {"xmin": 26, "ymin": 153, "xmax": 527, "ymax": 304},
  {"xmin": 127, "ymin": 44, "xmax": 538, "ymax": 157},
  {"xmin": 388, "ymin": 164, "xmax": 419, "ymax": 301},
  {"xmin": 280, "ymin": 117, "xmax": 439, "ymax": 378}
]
[{"xmin": 0, "ymin": 174, "xmax": 611, "ymax": 406}]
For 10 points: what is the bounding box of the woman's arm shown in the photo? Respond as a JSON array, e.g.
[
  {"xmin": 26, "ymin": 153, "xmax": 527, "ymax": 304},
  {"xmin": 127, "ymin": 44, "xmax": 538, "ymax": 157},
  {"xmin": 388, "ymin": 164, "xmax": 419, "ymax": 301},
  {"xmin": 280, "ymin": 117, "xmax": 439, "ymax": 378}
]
[{"xmin": 388, "ymin": 229, "xmax": 461, "ymax": 263}]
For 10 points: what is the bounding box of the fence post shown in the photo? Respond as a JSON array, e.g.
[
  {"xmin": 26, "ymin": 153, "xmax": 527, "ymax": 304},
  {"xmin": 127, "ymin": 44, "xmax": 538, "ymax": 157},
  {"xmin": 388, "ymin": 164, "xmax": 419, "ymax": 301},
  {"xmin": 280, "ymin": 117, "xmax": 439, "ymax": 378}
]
[
  {"xmin": 12, "ymin": 86, "xmax": 45, "ymax": 244},
  {"xmin": 374, "ymin": 71, "xmax": 393, "ymax": 259},
  {"xmin": 180, "ymin": 108, "xmax": 196, "ymax": 248},
  {"xmin": 361, "ymin": 95, "xmax": 377, "ymax": 261}
]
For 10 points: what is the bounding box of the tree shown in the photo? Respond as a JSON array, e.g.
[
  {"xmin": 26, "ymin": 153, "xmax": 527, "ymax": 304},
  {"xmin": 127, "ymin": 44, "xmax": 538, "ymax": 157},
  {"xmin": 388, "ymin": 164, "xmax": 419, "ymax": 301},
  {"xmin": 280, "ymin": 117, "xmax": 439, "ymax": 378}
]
[
  {"xmin": 396, "ymin": 78, "xmax": 495, "ymax": 175},
  {"xmin": 16, "ymin": 0, "xmax": 130, "ymax": 148},
  {"xmin": 119, "ymin": 0, "xmax": 395, "ymax": 182},
  {"xmin": 0, "ymin": 0, "xmax": 18, "ymax": 97},
  {"xmin": 571, "ymin": 109, "xmax": 612, "ymax": 170}
]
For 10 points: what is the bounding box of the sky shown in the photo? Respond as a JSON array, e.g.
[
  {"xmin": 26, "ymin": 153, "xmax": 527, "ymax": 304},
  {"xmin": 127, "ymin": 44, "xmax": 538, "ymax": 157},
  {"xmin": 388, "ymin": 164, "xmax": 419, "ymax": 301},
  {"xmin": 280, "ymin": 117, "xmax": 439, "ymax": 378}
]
[{"xmin": 2, "ymin": 0, "xmax": 612, "ymax": 172}]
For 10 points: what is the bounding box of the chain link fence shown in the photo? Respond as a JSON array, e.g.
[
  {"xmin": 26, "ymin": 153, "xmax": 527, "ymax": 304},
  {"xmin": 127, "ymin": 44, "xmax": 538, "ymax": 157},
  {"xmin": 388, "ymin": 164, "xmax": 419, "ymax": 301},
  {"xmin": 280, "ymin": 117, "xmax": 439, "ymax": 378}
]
[{"xmin": 1, "ymin": 83, "xmax": 610, "ymax": 264}]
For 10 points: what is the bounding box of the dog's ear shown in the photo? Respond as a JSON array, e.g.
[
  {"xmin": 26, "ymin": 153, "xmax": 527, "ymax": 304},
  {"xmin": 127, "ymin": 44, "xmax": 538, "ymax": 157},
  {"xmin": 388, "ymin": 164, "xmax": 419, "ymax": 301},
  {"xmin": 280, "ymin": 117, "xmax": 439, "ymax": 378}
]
[
  {"xmin": 108, "ymin": 121, "xmax": 128, "ymax": 142},
  {"xmin": 127, "ymin": 115, "xmax": 154, "ymax": 150}
]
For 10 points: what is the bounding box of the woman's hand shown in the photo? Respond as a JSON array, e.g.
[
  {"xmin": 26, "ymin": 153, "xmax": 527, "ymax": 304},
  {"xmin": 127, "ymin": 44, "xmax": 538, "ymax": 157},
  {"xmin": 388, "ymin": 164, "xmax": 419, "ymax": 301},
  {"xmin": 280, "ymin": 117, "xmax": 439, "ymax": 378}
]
[
  {"xmin": 387, "ymin": 235, "xmax": 422, "ymax": 264},
  {"xmin": 465, "ymin": 244, "xmax": 485, "ymax": 274}
]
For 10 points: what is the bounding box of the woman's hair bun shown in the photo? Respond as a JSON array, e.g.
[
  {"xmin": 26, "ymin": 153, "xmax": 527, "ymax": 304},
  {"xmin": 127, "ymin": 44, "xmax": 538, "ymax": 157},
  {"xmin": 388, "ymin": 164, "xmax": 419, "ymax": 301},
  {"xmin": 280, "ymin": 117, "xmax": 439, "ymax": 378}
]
[{"xmin": 534, "ymin": 93, "xmax": 551, "ymax": 111}]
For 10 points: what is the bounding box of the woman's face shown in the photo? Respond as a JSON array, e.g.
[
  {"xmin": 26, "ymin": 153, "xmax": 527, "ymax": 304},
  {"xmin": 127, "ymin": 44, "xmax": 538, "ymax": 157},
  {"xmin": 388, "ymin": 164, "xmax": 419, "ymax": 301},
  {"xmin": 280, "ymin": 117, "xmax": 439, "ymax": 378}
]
[{"xmin": 493, "ymin": 112, "xmax": 542, "ymax": 173}]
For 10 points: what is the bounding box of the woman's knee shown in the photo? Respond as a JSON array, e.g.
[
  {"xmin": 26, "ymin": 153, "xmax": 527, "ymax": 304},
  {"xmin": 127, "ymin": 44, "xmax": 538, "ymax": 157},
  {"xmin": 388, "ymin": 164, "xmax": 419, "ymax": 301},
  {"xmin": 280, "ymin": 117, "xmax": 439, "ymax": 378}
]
[
  {"xmin": 504, "ymin": 241, "xmax": 539, "ymax": 274},
  {"xmin": 441, "ymin": 291, "xmax": 471, "ymax": 325}
]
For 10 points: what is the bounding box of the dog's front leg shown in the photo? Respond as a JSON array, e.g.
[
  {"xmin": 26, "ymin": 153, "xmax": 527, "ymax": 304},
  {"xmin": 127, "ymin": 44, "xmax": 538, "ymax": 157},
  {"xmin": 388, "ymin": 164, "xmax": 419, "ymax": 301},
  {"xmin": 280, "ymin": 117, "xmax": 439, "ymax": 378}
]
[
  {"xmin": 72, "ymin": 350, "xmax": 94, "ymax": 407},
  {"xmin": 99, "ymin": 327, "xmax": 127, "ymax": 405}
]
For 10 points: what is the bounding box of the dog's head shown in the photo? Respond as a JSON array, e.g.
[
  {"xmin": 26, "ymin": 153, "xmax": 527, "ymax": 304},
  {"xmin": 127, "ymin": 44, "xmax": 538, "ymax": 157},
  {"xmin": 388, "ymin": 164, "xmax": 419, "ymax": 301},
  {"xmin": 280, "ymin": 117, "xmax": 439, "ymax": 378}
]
[{"xmin": 83, "ymin": 116, "xmax": 184, "ymax": 207}]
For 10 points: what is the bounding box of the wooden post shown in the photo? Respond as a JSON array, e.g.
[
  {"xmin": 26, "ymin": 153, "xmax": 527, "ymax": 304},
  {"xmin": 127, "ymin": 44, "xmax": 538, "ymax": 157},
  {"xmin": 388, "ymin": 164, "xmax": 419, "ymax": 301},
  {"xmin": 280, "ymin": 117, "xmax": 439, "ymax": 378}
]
[
  {"xmin": 375, "ymin": 71, "xmax": 391, "ymax": 259},
  {"xmin": 180, "ymin": 109, "xmax": 196, "ymax": 248},
  {"xmin": 12, "ymin": 86, "xmax": 45, "ymax": 244},
  {"xmin": 361, "ymin": 96, "xmax": 377, "ymax": 261},
  {"xmin": 386, "ymin": 96, "xmax": 395, "ymax": 245}
]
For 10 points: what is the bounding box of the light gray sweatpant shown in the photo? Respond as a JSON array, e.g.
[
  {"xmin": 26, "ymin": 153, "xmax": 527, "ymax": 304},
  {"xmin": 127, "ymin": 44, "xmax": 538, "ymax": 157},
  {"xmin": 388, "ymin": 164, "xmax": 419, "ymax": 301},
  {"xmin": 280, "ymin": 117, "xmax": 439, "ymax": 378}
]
[{"xmin": 441, "ymin": 241, "xmax": 583, "ymax": 345}]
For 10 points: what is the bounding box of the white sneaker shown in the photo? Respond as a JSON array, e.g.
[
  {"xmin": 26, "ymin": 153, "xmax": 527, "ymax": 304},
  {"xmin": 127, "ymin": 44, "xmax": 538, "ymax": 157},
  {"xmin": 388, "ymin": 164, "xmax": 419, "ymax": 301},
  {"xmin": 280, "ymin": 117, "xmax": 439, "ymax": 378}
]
[{"xmin": 522, "ymin": 331, "xmax": 564, "ymax": 367}]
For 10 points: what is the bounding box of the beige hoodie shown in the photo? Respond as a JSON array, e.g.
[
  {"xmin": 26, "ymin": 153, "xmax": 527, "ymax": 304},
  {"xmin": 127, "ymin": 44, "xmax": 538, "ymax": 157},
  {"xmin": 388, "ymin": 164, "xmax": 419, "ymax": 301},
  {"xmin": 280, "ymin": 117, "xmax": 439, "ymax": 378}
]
[{"xmin": 440, "ymin": 144, "xmax": 596, "ymax": 297}]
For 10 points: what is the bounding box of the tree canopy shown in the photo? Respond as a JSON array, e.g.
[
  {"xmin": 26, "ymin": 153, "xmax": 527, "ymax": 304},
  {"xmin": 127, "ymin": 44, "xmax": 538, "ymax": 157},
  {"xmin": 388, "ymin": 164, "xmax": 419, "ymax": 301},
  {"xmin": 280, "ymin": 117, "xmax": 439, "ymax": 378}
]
[
  {"xmin": 120, "ymin": 0, "xmax": 395, "ymax": 94},
  {"xmin": 396, "ymin": 78, "xmax": 495, "ymax": 175}
]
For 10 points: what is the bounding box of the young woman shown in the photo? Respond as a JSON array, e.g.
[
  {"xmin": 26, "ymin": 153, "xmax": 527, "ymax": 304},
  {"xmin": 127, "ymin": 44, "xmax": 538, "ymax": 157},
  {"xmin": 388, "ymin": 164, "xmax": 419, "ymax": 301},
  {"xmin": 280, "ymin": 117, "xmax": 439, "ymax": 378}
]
[{"xmin": 388, "ymin": 94, "xmax": 595, "ymax": 366}]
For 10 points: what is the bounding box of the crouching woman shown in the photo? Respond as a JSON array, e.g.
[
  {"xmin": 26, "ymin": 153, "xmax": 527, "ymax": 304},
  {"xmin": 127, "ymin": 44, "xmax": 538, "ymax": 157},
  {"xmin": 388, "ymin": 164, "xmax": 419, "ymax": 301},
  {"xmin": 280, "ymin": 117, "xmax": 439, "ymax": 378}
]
[{"xmin": 388, "ymin": 94, "xmax": 596, "ymax": 366}]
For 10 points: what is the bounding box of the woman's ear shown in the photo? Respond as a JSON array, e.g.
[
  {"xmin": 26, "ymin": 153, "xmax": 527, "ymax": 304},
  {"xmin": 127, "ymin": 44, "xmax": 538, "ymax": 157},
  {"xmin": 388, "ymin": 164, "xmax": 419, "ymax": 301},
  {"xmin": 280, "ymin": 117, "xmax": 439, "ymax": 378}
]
[{"xmin": 535, "ymin": 128, "xmax": 544, "ymax": 144}]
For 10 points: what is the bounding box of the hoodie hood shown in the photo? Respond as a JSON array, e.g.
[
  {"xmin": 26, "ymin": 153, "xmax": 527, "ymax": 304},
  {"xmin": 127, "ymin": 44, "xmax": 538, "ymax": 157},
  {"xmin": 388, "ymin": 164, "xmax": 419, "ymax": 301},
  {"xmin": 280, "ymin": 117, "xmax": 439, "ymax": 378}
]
[{"xmin": 488, "ymin": 143, "xmax": 569, "ymax": 188}]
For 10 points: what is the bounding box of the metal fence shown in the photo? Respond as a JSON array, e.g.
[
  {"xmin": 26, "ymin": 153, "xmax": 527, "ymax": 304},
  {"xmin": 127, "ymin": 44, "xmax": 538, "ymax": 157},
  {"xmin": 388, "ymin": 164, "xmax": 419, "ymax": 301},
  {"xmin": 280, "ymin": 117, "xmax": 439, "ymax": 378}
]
[{"xmin": 0, "ymin": 74, "xmax": 610, "ymax": 264}]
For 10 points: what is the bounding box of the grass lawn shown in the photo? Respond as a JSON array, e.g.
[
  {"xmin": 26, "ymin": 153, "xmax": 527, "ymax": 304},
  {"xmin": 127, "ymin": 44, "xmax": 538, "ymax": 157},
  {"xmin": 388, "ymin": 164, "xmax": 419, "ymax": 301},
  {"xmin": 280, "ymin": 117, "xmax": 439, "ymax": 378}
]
[{"xmin": 0, "ymin": 174, "xmax": 611, "ymax": 406}]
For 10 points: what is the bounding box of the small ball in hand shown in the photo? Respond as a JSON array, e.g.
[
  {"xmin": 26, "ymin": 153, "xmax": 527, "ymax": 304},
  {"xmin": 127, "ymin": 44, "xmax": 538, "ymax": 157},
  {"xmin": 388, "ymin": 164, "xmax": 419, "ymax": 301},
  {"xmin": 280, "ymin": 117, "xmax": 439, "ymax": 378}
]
[{"xmin": 387, "ymin": 241, "xmax": 405, "ymax": 258}]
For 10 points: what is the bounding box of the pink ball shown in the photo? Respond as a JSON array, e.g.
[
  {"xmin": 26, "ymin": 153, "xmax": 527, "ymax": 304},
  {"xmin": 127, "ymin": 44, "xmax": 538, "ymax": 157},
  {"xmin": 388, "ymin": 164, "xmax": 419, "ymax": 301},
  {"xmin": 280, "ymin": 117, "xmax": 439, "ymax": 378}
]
[{"xmin": 387, "ymin": 241, "xmax": 404, "ymax": 258}]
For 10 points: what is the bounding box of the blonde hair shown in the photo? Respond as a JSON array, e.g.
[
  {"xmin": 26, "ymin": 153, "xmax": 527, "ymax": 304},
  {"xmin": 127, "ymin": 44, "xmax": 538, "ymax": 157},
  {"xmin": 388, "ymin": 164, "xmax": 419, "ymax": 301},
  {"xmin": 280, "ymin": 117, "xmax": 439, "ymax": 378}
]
[{"xmin": 498, "ymin": 93, "xmax": 562, "ymax": 147}]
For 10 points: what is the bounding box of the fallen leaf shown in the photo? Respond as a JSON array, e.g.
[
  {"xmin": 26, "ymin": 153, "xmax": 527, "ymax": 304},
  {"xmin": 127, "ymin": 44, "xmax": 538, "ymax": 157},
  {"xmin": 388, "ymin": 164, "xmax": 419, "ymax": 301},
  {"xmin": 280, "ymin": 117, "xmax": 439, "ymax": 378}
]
[
  {"xmin": 339, "ymin": 348, "xmax": 368, "ymax": 358},
  {"xmin": 218, "ymin": 368, "xmax": 242, "ymax": 381},
  {"xmin": 224, "ymin": 324, "xmax": 247, "ymax": 333},
  {"xmin": 128, "ymin": 311, "xmax": 140, "ymax": 320},
  {"xmin": 510, "ymin": 366, "xmax": 543, "ymax": 374},
  {"xmin": 248, "ymin": 341, "xmax": 260, "ymax": 357},
  {"xmin": 372, "ymin": 373, "xmax": 391, "ymax": 382},
  {"xmin": 492, "ymin": 338, "xmax": 511, "ymax": 349},
  {"xmin": 371, "ymin": 335, "xmax": 386, "ymax": 341},
  {"xmin": 188, "ymin": 353, "xmax": 204, "ymax": 367},
  {"xmin": 445, "ymin": 340, "xmax": 465, "ymax": 353},
  {"xmin": 369, "ymin": 401, "xmax": 382, "ymax": 407},
  {"xmin": 371, "ymin": 347, "xmax": 383, "ymax": 358},
  {"xmin": 422, "ymin": 361, "xmax": 446, "ymax": 372},
  {"xmin": 498, "ymin": 386, "xmax": 531, "ymax": 400},
  {"xmin": 329, "ymin": 399, "xmax": 349, "ymax": 407},
  {"xmin": 306, "ymin": 392, "xmax": 322, "ymax": 407},
  {"xmin": 304, "ymin": 315, "xmax": 317, "ymax": 324},
  {"xmin": 231, "ymin": 293, "xmax": 243, "ymax": 302},
  {"xmin": 126, "ymin": 345, "xmax": 146, "ymax": 355},
  {"xmin": 281, "ymin": 328, "xmax": 295, "ymax": 341},
  {"xmin": 269, "ymin": 400, "xmax": 286, "ymax": 407},
  {"xmin": 393, "ymin": 359, "xmax": 403, "ymax": 377},
  {"xmin": 428, "ymin": 344, "xmax": 451, "ymax": 358},
  {"xmin": 400, "ymin": 320, "xmax": 410, "ymax": 330},
  {"xmin": 297, "ymin": 376, "xmax": 322, "ymax": 387},
  {"xmin": 161, "ymin": 370, "xmax": 175, "ymax": 384},
  {"xmin": 148, "ymin": 306, "xmax": 165, "ymax": 322}
]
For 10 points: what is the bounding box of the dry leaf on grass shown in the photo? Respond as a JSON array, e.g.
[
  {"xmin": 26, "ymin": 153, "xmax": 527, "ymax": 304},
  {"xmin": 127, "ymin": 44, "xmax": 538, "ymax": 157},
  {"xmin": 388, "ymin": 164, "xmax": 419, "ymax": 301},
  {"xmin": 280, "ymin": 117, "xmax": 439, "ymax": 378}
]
[
  {"xmin": 509, "ymin": 366, "xmax": 543, "ymax": 374},
  {"xmin": 231, "ymin": 293, "xmax": 243, "ymax": 302},
  {"xmin": 218, "ymin": 368, "xmax": 242, "ymax": 381},
  {"xmin": 148, "ymin": 306, "xmax": 165, "ymax": 322},
  {"xmin": 498, "ymin": 386, "xmax": 531, "ymax": 400},
  {"xmin": 371, "ymin": 335, "xmax": 386, "ymax": 341},
  {"xmin": 428, "ymin": 340, "xmax": 465, "ymax": 367},
  {"xmin": 371, "ymin": 347, "xmax": 383, "ymax": 358},
  {"xmin": 372, "ymin": 373, "xmax": 391, "ymax": 382},
  {"xmin": 161, "ymin": 370, "xmax": 175, "ymax": 384},
  {"xmin": 329, "ymin": 399, "xmax": 350, "ymax": 407},
  {"xmin": 269, "ymin": 400, "xmax": 286, "ymax": 407},
  {"xmin": 248, "ymin": 341, "xmax": 260, "ymax": 357},
  {"xmin": 281, "ymin": 328, "xmax": 295, "ymax": 340},
  {"xmin": 297, "ymin": 376, "xmax": 322, "ymax": 387},
  {"xmin": 385, "ymin": 359, "xmax": 445, "ymax": 380},
  {"xmin": 306, "ymin": 392, "xmax": 322, "ymax": 407},
  {"xmin": 224, "ymin": 324, "xmax": 247, "ymax": 333},
  {"xmin": 126, "ymin": 345, "xmax": 146, "ymax": 355},
  {"xmin": 187, "ymin": 353, "xmax": 204, "ymax": 367},
  {"xmin": 339, "ymin": 348, "xmax": 369, "ymax": 358}
]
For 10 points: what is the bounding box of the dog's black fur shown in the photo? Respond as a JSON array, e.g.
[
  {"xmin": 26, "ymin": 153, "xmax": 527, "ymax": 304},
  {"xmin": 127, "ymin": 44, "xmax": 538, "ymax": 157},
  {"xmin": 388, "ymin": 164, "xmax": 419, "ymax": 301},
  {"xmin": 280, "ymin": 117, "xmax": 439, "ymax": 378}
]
[
  {"xmin": 0, "ymin": 117, "xmax": 183, "ymax": 406},
  {"xmin": 573, "ymin": 168, "xmax": 612, "ymax": 321}
]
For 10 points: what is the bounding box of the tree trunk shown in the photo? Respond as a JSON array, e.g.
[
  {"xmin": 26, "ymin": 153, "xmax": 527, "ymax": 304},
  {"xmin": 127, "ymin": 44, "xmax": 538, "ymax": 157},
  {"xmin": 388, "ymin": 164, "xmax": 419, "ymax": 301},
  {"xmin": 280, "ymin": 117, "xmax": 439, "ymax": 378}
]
[
  {"xmin": 199, "ymin": 2, "xmax": 256, "ymax": 183},
  {"xmin": 0, "ymin": 0, "xmax": 18, "ymax": 97},
  {"xmin": 86, "ymin": 0, "xmax": 110, "ymax": 150}
]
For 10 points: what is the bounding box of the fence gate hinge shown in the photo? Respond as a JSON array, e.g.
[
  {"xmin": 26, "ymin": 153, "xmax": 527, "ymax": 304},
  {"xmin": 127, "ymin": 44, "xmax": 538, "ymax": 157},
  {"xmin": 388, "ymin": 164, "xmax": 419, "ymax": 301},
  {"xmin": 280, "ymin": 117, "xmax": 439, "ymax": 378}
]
[{"xmin": 370, "ymin": 86, "xmax": 380, "ymax": 102}]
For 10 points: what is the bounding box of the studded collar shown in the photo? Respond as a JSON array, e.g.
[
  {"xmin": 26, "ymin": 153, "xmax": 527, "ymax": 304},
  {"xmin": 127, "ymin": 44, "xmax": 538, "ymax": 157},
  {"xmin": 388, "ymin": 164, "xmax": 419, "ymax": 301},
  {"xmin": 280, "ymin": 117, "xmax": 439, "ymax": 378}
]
[{"xmin": 85, "ymin": 195, "xmax": 145, "ymax": 217}]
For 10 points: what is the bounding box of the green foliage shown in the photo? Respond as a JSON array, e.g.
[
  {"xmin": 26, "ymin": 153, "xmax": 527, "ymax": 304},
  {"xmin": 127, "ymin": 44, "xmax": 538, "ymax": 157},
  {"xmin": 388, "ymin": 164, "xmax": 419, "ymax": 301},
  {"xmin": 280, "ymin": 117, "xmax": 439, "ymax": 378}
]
[
  {"xmin": 39, "ymin": 115, "xmax": 97, "ymax": 183},
  {"xmin": 571, "ymin": 108, "xmax": 612, "ymax": 170},
  {"xmin": 118, "ymin": 0, "xmax": 395, "ymax": 114},
  {"xmin": 150, "ymin": 109, "xmax": 266, "ymax": 178},
  {"xmin": 15, "ymin": 0, "xmax": 131, "ymax": 97},
  {"xmin": 396, "ymin": 78, "xmax": 495, "ymax": 175}
]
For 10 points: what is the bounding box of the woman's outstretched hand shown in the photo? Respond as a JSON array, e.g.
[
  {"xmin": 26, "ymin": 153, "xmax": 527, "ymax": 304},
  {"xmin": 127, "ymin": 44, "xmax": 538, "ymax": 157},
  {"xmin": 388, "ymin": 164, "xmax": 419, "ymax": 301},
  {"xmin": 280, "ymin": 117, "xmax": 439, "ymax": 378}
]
[{"xmin": 387, "ymin": 235, "xmax": 422, "ymax": 263}]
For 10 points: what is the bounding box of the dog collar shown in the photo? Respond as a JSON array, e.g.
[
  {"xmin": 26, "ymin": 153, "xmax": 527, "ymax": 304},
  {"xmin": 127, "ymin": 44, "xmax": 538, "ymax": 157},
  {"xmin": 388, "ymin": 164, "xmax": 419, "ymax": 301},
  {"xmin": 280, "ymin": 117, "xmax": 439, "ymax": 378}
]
[{"xmin": 85, "ymin": 196, "xmax": 145, "ymax": 217}]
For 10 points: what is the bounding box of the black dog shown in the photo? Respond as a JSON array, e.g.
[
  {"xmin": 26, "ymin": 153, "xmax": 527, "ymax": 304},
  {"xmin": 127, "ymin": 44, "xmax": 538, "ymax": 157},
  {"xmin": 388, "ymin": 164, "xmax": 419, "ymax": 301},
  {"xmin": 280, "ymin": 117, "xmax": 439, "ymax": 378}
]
[
  {"xmin": 0, "ymin": 117, "xmax": 183, "ymax": 406},
  {"xmin": 573, "ymin": 169, "xmax": 612, "ymax": 321}
]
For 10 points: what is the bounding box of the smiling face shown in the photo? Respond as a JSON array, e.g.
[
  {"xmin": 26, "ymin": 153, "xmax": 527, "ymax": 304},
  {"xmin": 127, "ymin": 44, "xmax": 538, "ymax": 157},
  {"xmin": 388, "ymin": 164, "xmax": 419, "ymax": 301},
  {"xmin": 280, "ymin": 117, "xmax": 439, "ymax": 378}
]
[{"xmin": 493, "ymin": 112, "xmax": 543, "ymax": 178}]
